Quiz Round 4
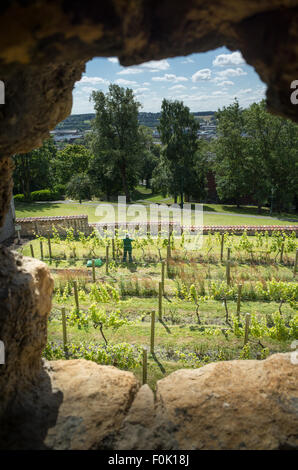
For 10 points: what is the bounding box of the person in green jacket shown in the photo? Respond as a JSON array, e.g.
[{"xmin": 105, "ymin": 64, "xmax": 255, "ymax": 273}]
[{"xmin": 123, "ymin": 234, "xmax": 134, "ymax": 262}]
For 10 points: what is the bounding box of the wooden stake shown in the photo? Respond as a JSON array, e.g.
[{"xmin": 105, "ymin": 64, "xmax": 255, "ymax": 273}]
[
  {"xmin": 236, "ymin": 284, "xmax": 242, "ymax": 319},
  {"xmin": 226, "ymin": 260, "xmax": 231, "ymax": 286},
  {"xmin": 294, "ymin": 249, "xmax": 298, "ymax": 275},
  {"xmin": 280, "ymin": 242, "xmax": 284, "ymax": 263},
  {"xmin": 150, "ymin": 311, "xmax": 155, "ymax": 354},
  {"xmin": 161, "ymin": 261, "xmax": 165, "ymax": 292},
  {"xmin": 227, "ymin": 247, "xmax": 231, "ymax": 261},
  {"xmin": 166, "ymin": 245, "xmax": 171, "ymax": 277},
  {"xmin": 220, "ymin": 234, "xmax": 224, "ymax": 262},
  {"xmin": 244, "ymin": 313, "xmax": 250, "ymax": 345},
  {"xmin": 61, "ymin": 307, "xmax": 67, "ymax": 354},
  {"xmin": 92, "ymin": 259, "xmax": 96, "ymax": 283},
  {"xmin": 40, "ymin": 240, "xmax": 43, "ymax": 260},
  {"xmin": 30, "ymin": 244, "xmax": 34, "ymax": 258},
  {"xmin": 47, "ymin": 234, "xmax": 52, "ymax": 259},
  {"xmin": 112, "ymin": 238, "xmax": 115, "ymax": 260},
  {"xmin": 106, "ymin": 245, "xmax": 109, "ymax": 275},
  {"xmin": 142, "ymin": 348, "xmax": 147, "ymax": 385},
  {"xmin": 73, "ymin": 280, "xmax": 79, "ymax": 311},
  {"xmin": 158, "ymin": 282, "xmax": 163, "ymax": 321}
]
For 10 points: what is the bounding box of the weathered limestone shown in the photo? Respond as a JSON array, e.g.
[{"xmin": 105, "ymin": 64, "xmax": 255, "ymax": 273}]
[
  {"xmin": 0, "ymin": 250, "xmax": 54, "ymax": 416},
  {"xmin": 1, "ymin": 353, "xmax": 297, "ymax": 449}
]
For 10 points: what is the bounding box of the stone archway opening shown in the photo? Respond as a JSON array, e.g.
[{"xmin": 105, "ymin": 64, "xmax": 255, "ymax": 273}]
[{"xmin": 0, "ymin": 0, "xmax": 297, "ymax": 450}]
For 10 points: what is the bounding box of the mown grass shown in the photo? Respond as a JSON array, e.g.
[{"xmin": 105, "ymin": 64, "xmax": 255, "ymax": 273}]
[{"xmin": 15, "ymin": 200, "xmax": 298, "ymax": 225}]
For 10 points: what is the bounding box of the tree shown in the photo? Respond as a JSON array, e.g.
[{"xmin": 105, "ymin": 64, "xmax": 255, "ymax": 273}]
[
  {"xmin": 66, "ymin": 174, "xmax": 91, "ymax": 203},
  {"xmin": 213, "ymin": 99, "xmax": 250, "ymax": 207},
  {"xmin": 13, "ymin": 137, "xmax": 57, "ymax": 198},
  {"xmin": 138, "ymin": 125, "xmax": 159, "ymax": 188},
  {"xmin": 244, "ymin": 100, "xmax": 298, "ymax": 212},
  {"xmin": 90, "ymin": 84, "xmax": 142, "ymax": 202},
  {"xmin": 53, "ymin": 144, "xmax": 92, "ymax": 185},
  {"xmin": 158, "ymin": 99, "xmax": 200, "ymax": 208}
]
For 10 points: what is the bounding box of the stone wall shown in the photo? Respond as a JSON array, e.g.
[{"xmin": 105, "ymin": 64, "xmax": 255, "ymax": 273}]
[{"xmin": 16, "ymin": 215, "xmax": 91, "ymax": 237}]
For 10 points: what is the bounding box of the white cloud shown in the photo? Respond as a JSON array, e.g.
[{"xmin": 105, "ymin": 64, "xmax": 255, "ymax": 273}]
[
  {"xmin": 192, "ymin": 69, "xmax": 212, "ymax": 82},
  {"xmin": 152, "ymin": 74, "xmax": 188, "ymax": 83},
  {"xmin": 115, "ymin": 78, "xmax": 138, "ymax": 86},
  {"xmin": 78, "ymin": 76, "xmax": 109, "ymax": 85},
  {"xmin": 237, "ymin": 88, "xmax": 253, "ymax": 94},
  {"xmin": 108, "ymin": 57, "xmax": 119, "ymax": 64},
  {"xmin": 138, "ymin": 59, "xmax": 170, "ymax": 71},
  {"xmin": 169, "ymin": 84, "xmax": 187, "ymax": 90},
  {"xmin": 217, "ymin": 80, "xmax": 234, "ymax": 86},
  {"xmin": 212, "ymin": 91, "xmax": 228, "ymax": 96},
  {"xmin": 143, "ymin": 82, "xmax": 150, "ymax": 86},
  {"xmin": 117, "ymin": 68, "xmax": 143, "ymax": 75},
  {"xmin": 216, "ymin": 67, "xmax": 247, "ymax": 79},
  {"xmin": 181, "ymin": 57, "xmax": 194, "ymax": 64},
  {"xmin": 135, "ymin": 87, "xmax": 150, "ymax": 93},
  {"xmin": 213, "ymin": 51, "xmax": 245, "ymax": 67}
]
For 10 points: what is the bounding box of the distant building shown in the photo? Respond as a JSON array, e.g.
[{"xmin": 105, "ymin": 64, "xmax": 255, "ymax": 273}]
[{"xmin": 50, "ymin": 129, "xmax": 84, "ymax": 143}]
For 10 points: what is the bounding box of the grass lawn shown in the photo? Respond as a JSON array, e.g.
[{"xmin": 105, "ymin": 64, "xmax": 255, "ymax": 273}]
[{"xmin": 15, "ymin": 200, "xmax": 298, "ymax": 226}]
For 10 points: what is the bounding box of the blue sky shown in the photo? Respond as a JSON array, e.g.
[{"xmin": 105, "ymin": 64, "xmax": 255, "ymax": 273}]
[{"xmin": 72, "ymin": 46, "xmax": 266, "ymax": 114}]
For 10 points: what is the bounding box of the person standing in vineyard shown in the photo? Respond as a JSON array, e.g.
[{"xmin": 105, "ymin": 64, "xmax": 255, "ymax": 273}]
[{"xmin": 123, "ymin": 234, "xmax": 134, "ymax": 262}]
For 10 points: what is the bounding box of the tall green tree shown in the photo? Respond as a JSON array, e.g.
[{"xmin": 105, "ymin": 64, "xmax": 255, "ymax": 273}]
[
  {"xmin": 13, "ymin": 137, "xmax": 57, "ymax": 198},
  {"xmin": 90, "ymin": 84, "xmax": 142, "ymax": 202},
  {"xmin": 244, "ymin": 100, "xmax": 298, "ymax": 212},
  {"xmin": 158, "ymin": 99, "xmax": 200, "ymax": 208},
  {"xmin": 52, "ymin": 144, "xmax": 92, "ymax": 186},
  {"xmin": 213, "ymin": 99, "xmax": 250, "ymax": 207},
  {"xmin": 138, "ymin": 125, "xmax": 159, "ymax": 189}
]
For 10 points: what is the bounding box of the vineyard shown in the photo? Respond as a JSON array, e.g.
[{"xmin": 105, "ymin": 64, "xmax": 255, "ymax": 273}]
[{"xmin": 20, "ymin": 227, "xmax": 298, "ymax": 388}]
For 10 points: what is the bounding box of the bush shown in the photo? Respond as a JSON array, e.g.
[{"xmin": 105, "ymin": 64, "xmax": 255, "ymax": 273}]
[
  {"xmin": 14, "ymin": 193, "xmax": 26, "ymax": 202},
  {"xmin": 31, "ymin": 189, "xmax": 60, "ymax": 201},
  {"xmin": 53, "ymin": 184, "xmax": 66, "ymax": 199}
]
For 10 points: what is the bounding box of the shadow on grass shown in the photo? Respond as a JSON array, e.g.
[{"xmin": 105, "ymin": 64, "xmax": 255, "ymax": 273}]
[
  {"xmin": 15, "ymin": 202, "xmax": 62, "ymax": 214},
  {"xmin": 159, "ymin": 319, "xmax": 171, "ymax": 334},
  {"xmin": 151, "ymin": 352, "xmax": 166, "ymax": 374}
]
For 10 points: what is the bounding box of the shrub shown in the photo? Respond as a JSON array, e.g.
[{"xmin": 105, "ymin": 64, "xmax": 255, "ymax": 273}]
[
  {"xmin": 53, "ymin": 184, "xmax": 66, "ymax": 199},
  {"xmin": 14, "ymin": 193, "xmax": 26, "ymax": 202},
  {"xmin": 31, "ymin": 189, "xmax": 60, "ymax": 201}
]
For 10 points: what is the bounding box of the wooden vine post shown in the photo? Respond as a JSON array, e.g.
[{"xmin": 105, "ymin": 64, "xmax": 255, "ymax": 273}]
[
  {"xmin": 40, "ymin": 240, "xmax": 43, "ymax": 260},
  {"xmin": 161, "ymin": 261, "xmax": 165, "ymax": 293},
  {"xmin": 244, "ymin": 313, "xmax": 251, "ymax": 345},
  {"xmin": 61, "ymin": 307, "xmax": 68, "ymax": 355},
  {"xmin": 150, "ymin": 311, "xmax": 155, "ymax": 354},
  {"xmin": 294, "ymin": 249, "xmax": 298, "ymax": 276},
  {"xmin": 226, "ymin": 260, "xmax": 231, "ymax": 286},
  {"xmin": 30, "ymin": 244, "xmax": 34, "ymax": 258},
  {"xmin": 106, "ymin": 245, "xmax": 109, "ymax": 275},
  {"xmin": 166, "ymin": 245, "xmax": 171, "ymax": 278},
  {"xmin": 280, "ymin": 241, "xmax": 284, "ymax": 263},
  {"xmin": 158, "ymin": 282, "xmax": 163, "ymax": 321},
  {"xmin": 47, "ymin": 234, "xmax": 52, "ymax": 259},
  {"xmin": 236, "ymin": 284, "xmax": 242, "ymax": 319},
  {"xmin": 92, "ymin": 259, "xmax": 96, "ymax": 283},
  {"xmin": 142, "ymin": 348, "xmax": 147, "ymax": 385},
  {"xmin": 112, "ymin": 238, "xmax": 115, "ymax": 260},
  {"xmin": 73, "ymin": 280, "xmax": 79, "ymax": 312},
  {"xmin": 220, "ymin": 234, "xmax": 224, "ymax": 262}
]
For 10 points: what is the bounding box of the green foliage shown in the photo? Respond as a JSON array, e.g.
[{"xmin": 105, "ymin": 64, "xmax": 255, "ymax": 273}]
[{"xmin": 43, "ymin": 341, "xmax": 141, "ymax": 369}]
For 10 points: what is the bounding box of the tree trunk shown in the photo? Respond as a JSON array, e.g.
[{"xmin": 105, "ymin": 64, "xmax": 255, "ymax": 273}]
[
  {"xmin": 180, "ymin": 192, "xmax": 184, "ymax": 209},
  {"xmin": 121, "ymin": 166, "xmax": 130, "ymax": 203},
  {"xmin": 174, "ymin": 194, "xmax": 177, "ymax": 204}
]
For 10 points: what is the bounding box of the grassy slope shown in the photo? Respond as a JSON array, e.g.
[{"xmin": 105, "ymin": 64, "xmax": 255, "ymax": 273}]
[{"xmin": 15, "ymin": 201, "xmax": 298, "ymax": 226}]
